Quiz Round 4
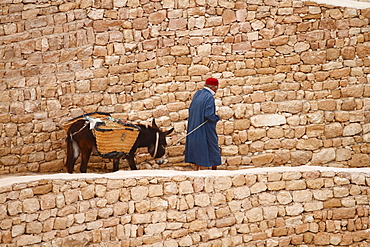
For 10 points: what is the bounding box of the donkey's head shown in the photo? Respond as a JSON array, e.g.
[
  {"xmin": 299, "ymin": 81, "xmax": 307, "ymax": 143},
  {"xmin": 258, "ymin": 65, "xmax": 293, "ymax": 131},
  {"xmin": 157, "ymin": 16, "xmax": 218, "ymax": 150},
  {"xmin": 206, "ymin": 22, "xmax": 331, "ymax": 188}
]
[{"xmin": 147, "ymin": 119, "xmax": 174, "ymax": 159}]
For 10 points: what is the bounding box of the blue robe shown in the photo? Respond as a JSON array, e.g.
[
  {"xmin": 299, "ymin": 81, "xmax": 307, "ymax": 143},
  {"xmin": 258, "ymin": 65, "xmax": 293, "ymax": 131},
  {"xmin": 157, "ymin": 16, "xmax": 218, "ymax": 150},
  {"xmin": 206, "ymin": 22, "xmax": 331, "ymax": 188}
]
[{"xmin": 185, "ymin": 88, "xmax": 221, "ymax": 167}]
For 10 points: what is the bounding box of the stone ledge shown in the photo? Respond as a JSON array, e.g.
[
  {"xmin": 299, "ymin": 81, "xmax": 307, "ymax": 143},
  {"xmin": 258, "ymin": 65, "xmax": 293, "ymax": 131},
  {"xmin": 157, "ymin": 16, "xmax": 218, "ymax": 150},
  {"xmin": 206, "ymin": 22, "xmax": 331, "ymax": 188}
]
[
  {"xmin": 2, "ymin": 165, "xmax": 370, "ymax": 187},
  {"xmin": 2, "ymin": 166, "xmax": 370, "ymax": 246},
  {"xmin": 305, "ymin": 0, "xmax": 370, "ymax": 8}
]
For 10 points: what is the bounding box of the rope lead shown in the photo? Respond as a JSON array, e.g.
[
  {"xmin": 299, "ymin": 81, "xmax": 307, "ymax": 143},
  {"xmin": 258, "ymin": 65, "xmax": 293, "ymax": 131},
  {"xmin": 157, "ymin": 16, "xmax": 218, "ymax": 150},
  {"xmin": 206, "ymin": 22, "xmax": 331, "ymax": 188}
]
[{"xmin": 171, "ymin": 120, "xmax": 208, "ymax": 146}]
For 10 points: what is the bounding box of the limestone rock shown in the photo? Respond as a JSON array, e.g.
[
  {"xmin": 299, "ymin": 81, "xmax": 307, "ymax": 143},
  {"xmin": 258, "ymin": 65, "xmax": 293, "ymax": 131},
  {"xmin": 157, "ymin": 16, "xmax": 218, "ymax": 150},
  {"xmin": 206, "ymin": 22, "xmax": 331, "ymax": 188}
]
[{"xmin": 250, "ymin": 114, "xmax": 286, "ymax": 127}]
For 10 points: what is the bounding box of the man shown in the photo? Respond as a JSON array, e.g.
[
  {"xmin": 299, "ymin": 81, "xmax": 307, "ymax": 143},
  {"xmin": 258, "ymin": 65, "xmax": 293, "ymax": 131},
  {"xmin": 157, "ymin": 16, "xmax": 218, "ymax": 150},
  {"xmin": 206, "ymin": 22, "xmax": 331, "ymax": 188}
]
[{"xmin": 185, "ymin": 78, "xmax": 222, "ymax": 171}]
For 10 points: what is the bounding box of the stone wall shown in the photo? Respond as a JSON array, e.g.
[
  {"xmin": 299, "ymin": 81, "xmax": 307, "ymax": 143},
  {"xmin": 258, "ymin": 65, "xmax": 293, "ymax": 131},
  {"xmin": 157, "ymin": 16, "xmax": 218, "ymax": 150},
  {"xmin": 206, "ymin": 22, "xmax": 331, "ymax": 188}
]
[
  {"xmin": 1, "ymin": 0, "xmax": 370, "ymax": 174},
  {"xmin": 1, "ymin": 167, "xmax": 370, "ymax": 246}
]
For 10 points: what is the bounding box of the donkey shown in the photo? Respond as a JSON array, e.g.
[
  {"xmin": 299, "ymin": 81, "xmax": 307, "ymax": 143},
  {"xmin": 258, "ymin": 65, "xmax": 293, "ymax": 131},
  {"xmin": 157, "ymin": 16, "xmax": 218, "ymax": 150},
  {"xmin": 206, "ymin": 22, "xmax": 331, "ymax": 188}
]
[{"xmin": 65, "ymin": 116, "xmax": 174, "ymax": 173}]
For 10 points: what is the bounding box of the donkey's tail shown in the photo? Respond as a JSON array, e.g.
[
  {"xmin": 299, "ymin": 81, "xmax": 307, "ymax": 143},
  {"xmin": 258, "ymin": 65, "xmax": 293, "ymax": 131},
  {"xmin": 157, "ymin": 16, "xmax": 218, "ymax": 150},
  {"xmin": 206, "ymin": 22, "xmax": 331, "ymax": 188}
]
[{"xmin": 65, "ymin": 132, "xmax": 80, "ymax": 173}]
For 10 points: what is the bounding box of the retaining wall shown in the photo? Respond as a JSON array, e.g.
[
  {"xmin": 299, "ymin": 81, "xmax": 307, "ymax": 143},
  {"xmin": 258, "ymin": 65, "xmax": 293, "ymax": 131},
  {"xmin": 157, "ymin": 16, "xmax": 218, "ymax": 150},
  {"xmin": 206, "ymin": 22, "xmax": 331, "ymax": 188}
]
[
  {"xmin": 1, "ymin": 167, "xmax": 370, "ymax": 246},
  {"xmin": 1, "ymin": 0, "xmax": 370, "ymax": 174}
]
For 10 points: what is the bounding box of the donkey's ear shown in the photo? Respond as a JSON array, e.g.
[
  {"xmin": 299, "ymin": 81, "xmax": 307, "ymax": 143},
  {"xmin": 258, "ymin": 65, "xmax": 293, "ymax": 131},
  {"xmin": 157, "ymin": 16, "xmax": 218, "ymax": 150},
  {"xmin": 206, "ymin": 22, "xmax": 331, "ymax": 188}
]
[
  {"xmin": 164, "ymin": 127, "xmax": 174, "ymax": 136},
  {"xmin": 152, "ymin": 118, "xmax": 159, "ymax": 129}
]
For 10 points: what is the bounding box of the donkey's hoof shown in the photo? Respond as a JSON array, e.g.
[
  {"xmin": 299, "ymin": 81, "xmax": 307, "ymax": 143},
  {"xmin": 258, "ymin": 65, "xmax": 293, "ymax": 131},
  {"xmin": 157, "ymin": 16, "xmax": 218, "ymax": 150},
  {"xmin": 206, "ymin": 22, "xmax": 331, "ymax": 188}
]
[{"xmin": 156, "ymin": 158, "xmax": 165, "ymax": 165}]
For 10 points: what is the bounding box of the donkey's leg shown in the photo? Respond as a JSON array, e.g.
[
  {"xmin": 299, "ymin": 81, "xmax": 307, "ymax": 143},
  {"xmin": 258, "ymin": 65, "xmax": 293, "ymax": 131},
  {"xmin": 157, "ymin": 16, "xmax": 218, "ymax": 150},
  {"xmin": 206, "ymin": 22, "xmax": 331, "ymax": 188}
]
[
  {"xmin": 112, "ymin": 158, "xmax": 120, "ymax": 172},
  {"xmin": 80, "ymin": 147, "xmax": 92, "ymax": 173},
  {"xmin": 126, "ymin": 156, "xmax": 138, "ymax": 170},
  {"xmin": 65, "ymin": 138, "xmax": 80, "ymax": 173}
]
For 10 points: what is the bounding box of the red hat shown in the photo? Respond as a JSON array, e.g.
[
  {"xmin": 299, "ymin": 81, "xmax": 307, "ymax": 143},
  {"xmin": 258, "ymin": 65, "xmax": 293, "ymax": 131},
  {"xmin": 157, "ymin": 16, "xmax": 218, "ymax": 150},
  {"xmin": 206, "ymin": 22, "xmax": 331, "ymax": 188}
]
[{"xmin": 205, "ymin": 78, "xmax": 219, "ymax": 86}]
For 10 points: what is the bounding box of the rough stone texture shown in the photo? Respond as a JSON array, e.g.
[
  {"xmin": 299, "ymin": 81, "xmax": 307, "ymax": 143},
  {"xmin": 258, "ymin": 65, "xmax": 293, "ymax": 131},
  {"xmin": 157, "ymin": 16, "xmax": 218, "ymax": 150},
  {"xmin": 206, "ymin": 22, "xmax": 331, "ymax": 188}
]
[
  {"xmin": 1, "ymin": 0, "xmax": 370, "ymax": 174},
  {"xmin": 1, "ymin": 167, "xmax": 370, "ymax": 246},
  {"xmin": 250, "ymin": 114, "xmax": 287, "ymax": 127}
]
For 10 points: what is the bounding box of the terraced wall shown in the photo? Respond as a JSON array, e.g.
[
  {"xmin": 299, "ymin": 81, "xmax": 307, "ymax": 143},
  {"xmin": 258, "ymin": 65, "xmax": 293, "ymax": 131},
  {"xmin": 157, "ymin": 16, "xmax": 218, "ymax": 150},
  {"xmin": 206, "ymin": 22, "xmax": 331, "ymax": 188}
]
[
  {"xmin": 1, "ymin": 167, "xmax": 370, "ymax": 246},
  {"xmin": 1, "ymin": 0, "xmax": 370, "ymax": 173}
]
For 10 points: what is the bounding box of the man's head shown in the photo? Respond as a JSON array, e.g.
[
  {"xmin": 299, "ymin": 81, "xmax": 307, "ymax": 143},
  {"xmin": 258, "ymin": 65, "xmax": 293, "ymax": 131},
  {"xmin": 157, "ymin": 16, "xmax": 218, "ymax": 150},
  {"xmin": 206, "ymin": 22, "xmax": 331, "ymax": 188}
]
[{"xmin": 205, "ymin": 78, "xmax": 219, "ymax": 92}]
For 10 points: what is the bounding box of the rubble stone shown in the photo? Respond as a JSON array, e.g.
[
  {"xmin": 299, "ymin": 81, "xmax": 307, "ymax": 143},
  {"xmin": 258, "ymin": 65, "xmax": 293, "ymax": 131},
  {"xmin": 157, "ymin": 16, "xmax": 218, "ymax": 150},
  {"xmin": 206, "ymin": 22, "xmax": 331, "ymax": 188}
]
[
  {"xmin": 3, "ymin": 167, "xmax": 370, "ymax": 245},
  {"xmin": 0, "ymin": 0, "xmax": 370, "ymax": 174}
]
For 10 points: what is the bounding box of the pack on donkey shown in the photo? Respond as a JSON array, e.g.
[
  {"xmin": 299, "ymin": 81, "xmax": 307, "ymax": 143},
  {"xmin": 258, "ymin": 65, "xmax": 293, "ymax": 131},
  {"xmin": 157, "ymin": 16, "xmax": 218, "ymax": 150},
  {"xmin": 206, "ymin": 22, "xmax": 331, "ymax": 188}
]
[{"xmin": 63, "ymin": 112, "xmax": 174, "ymax": 173}]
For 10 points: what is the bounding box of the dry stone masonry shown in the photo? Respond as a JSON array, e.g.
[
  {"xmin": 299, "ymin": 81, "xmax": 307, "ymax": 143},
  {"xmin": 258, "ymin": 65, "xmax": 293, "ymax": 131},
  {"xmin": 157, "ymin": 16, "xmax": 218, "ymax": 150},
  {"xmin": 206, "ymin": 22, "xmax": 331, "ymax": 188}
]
[
  {"xmin": 1, "ymin": 0, "xmax": 370, "ymax": 174},
  {"xmin": 1, "ymin": 167, "xmax": 370, "ymax": 246}
]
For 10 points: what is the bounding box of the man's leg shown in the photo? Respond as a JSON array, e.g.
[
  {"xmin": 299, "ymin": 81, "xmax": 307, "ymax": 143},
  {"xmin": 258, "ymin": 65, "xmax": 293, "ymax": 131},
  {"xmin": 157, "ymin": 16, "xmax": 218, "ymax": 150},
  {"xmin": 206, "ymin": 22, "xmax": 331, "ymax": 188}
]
[
  {"xmin": 212, "ymin": 166, "xmax": 217, "ymax": 170},
  {"xmin": 194, "ymin": 164, "xmax": 200, "ymax": 171}
]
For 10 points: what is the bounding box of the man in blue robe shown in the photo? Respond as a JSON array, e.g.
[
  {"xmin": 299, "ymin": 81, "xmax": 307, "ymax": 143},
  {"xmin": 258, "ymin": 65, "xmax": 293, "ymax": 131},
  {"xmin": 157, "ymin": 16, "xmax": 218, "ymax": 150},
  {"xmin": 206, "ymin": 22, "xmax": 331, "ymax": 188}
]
[{"xmin": 185, "ymin": 78, "xmax": 222, "ymax": 171}]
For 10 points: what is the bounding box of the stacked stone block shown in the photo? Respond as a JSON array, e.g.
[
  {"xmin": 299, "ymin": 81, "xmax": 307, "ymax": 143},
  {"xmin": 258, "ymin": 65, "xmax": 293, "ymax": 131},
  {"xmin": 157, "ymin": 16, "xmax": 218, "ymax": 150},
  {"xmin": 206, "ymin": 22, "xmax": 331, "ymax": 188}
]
[
  {"xmin": 1, "ymin": 0, "xmax": 370, "ymax": 174},
  {"xmin": 1, "ymin": 167, "xmax": 370, "ymax": 246}
]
